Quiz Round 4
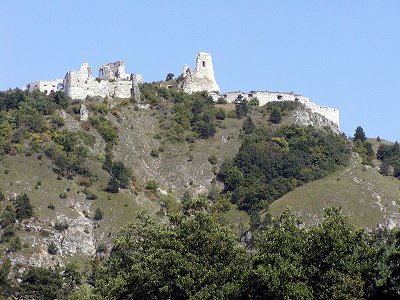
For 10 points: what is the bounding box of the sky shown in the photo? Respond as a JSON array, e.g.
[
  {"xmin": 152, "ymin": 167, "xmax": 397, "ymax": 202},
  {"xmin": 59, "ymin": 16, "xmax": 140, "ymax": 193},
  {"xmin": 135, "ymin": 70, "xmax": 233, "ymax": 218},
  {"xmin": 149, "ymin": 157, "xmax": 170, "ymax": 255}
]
[{"xmin": 1, "ymin": 1, "xmax": 399, "ymax": 141}]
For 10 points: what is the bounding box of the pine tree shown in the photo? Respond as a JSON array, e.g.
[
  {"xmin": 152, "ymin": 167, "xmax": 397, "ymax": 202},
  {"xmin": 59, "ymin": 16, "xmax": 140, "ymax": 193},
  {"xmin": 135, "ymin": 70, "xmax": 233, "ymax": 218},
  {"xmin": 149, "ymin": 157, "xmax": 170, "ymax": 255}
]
[
  {"xmin": 235, "ymin": 95, "xmax": 248, "ymax": 119},
  {"xmin": 14, "ymin": 193, "xmax": 33, "ymax": 220},
  {"xmin": 354, "ymin": 126, "xmax": 366, "ymax": 142},
  {"xmin": 242, "ymin": 117, "xmax": 255, "ymax": 134}
]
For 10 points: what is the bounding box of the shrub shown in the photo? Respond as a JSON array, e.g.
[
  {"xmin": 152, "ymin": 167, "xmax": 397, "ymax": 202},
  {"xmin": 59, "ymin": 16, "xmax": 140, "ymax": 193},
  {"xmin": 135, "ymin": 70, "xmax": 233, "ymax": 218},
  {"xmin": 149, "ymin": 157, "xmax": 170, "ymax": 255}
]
[
  {"xmin": 59, "ymin": 192, "xmax": 67, "ymax": 199},
  {"xmin": 93, "ymin": 208, "xmax": 104, "ymax": 221},
  {"xmin": 47, "ymin": 241, "xmax": 58, "ymax": 255},
  {"xmin": 8, "ymin": 235, "xmax": 22, "ymax": 252},
  {"xmin": 83, "ymin": 189, "xmax": 98, "ymax": 200},
  {"xmin": 145, "ymin": 181, "xmax": 158, "ymax": 192},
  {"xmin": 54, "ymin": 221, "xmax": 69, "ymax": 231},
  {"xmin": 47, "ymin": 203, "xmax": 55, "ymax": 210},
  {"xmin": 150, "ymin": 149, "xmax": 159, "ymax": 158},
  {"xmin": 96, "ymin": 242, "xmax": 107, "ymax": 253}
]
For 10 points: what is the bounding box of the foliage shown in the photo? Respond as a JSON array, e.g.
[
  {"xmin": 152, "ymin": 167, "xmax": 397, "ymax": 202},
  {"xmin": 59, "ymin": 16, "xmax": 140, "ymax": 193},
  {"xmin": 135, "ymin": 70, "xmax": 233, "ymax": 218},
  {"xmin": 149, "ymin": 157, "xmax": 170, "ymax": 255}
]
[
  {"xmin": 218, "ymin": 125, "xmax": 350, "ymax": 212},
  {"xmin": 354, "ymin": 126, "xmax": 367, "ymax": 142},
  {"xmin": 165, "ymin": 73, "xmax": 174, "ymax": 81},
  {"xmin": 0, "ymin": 205, "xmax": 16, "ymax": 227},
  {"xmin": 269, "ymin": 107, "xmax": 282, "ymax": 124},
  {"xmin": 376, "ymin": 142, "xmax": 400, "ymax": 178},
  {"xmin": 47, "ymin": 241, "xmax": 58, "ymax": 255},
  {"xmin": 106, "ymin": 161, "xmax": 133, "ymax": 192},
  {"xmin": 90, "ymin": 116, "xmax": 118, "ymax": 144},
  {"xmin": 93, "ymin": 208, "xmax": 104, "ymax": 221},
  {"xmin": 54, "ymin": 221, "xmax": 69, "ymax": 231},
  {"xmin": 235, "ymin": 94, "xmax": 248, "ymax": 119},
  {"xmin": 264, "ymin": 100, "xmax": 300, "ymax": 115},
  {"xmin": 19, "ymin": 267, "xmax": 63, "ymax": 300},
  {"xmin": 145, "ymin": 180, "xmax": 159, "ymax": 192},
  {"xmin": 242, "ymin": 117, "xmax": 255, "ymax": 134},
  {"xmin": 95, "ymin": 204, "xmax": 250, "ymax": 299},
  {"xmin": 14, "ymin": 193, "xmax": 33, "ymax": 220},
  {"xmin": 0, "ymin": 258, "xmax": 12, "ymax": 297}
]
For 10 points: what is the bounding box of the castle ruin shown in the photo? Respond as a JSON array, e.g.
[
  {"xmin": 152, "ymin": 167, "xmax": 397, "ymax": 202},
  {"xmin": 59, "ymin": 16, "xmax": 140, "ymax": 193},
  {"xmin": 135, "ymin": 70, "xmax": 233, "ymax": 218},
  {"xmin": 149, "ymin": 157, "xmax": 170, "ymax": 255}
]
[
  {"xmin": 26, "ymin": 52, "xmax": 339, "ymax": 128},
  {"xmin": 27, "ymin": 61, "xmax": 142, "ymax": 101},
  {"xmin": 179, "ymin": 52, "xmax": 220, "ymax": 94}
]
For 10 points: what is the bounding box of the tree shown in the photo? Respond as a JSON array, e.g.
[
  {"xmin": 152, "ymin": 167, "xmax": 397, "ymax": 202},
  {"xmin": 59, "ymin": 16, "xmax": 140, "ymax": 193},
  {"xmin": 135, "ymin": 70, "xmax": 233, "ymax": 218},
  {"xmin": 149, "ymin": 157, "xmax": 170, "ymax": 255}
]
[
  {"xmin": 243, "ymin": 209, "xmax": 312, "ymax": 299},
  {"xmin": 96, "ymin": 209, "xmax": 250, "ymax": 299},
  {"xmin": 235, "ymin": 95, "xmax": 248, "ymax": 119},
  {"xmin": 111, "ymin": 161, "xmax": 131, "ymax": 188},
  {"xmin": 0, "ymin": 258, "xmax": 12, "ymax": 297},
  {"xmin": 19, "ymin": 267, "xmax": 63, "ymax": 300},
  {"xmin": 242, "ymin": 117, "xmax": 255, "ymax": 134},
  {"xmin": 269, "ymin": 107, "xmax": 282, "ymax": 124},
  {"xmin": 106, "ymin": 176, "xmax": 119, "ymax": 193},
  {"xmin": 165, "ymin": 73, "xmax": 174, "ymax": 81},
  {"xmin": 102, "ymin": 150, "xmax": 113, "ymax": 173},
  {"xmin": 14, "ymin": 193, "xmax": 33, "ymax": 220},
  {"xmin": 354, "ymin": 126, "xmax": 367, "ymax": 142},
  {"xmin": 306, "ymin": 206, "xmax": 370, "ymax": 299}
]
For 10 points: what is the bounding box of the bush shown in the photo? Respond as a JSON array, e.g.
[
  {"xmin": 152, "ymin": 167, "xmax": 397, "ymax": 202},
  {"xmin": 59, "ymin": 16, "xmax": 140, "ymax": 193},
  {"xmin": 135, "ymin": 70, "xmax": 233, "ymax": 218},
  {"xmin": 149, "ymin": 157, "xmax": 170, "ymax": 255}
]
[
  {"xmin": 145, "ymin": 181, "xmax": 158, "ymax": 192},
  {"xmin": 8, "ymin": 235, "xmax": 22, "ymax": 252},
  {"xmin": 269, "ymin": 107, "xmax": 282, "ymax": 124},
  {"xmin": 54, "ymin": 221, "xmax": 69, "ymax": 231},
  {"xmin": 83, "ymin": 189, "xmax": 98, "ymax": 200},
  {"xmin": 47, "ymin": 203, "xmax": 55, "ymax": 210},
  {"xmin": 59, "ymin": 192, "xmax": 67, "ymax": 199},
  {"xmin": 93, "ymin": 208, "xmax": 104, "ymax": 221},
  {"xmin": 150, "ymin": 149, "xmax": 159, "ymax": 158},
  {"xmin": 47, "ymin": 241, "xmax": 58, "ymax": 255}
]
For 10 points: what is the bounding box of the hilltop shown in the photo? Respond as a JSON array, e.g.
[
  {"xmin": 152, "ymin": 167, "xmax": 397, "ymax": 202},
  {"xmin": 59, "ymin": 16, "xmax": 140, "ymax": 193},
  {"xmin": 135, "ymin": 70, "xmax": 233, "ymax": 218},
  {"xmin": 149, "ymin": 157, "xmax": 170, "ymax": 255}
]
[{"xmin": 0, "ymin": 53, "xmax": 398, "ymax": 282}]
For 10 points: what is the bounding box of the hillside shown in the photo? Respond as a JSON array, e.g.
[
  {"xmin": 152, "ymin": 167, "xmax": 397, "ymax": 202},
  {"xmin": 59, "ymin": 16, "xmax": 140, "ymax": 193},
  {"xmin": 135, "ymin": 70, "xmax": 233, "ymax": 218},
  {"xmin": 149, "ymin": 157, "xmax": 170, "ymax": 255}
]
[
  {"xmin": 0, "ymin": 86, "xmax": 398, "ymax": 273},
  {"xmin": 269, "ymin": 149, "xmax": 400, "ymax": 228}
]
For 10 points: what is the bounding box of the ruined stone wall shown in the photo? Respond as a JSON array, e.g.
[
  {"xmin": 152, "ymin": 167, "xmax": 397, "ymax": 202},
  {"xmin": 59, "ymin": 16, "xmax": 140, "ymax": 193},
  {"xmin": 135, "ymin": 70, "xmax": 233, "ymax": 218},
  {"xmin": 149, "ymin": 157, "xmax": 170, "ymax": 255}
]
[
  {"xmin": 181, "ymin": 52, "xmax": 220, "ymax": 94},
  {"xmin": 27, "ymin": 79, "xmax": 64, "ymax": 94},
  {"xmin": 99, "ymin": 61, "xmax": 131, "ymax": 81},
  {"xmin": 63, "ymin": 63, "xmax": 138, "ymax": 100},
  {"xmin": 220, "ymin": 91, "xmax": 340, "ymax": 128}
]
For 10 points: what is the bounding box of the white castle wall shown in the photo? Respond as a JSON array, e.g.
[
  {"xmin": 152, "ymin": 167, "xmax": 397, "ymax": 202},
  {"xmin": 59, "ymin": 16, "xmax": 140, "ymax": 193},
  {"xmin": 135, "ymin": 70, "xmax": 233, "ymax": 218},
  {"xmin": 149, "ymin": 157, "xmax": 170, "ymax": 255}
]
[
  {"xmin": 28, "ymin": 79, "xmax": 64, "ymax": 94},
  {"xmin": 218, "ymin": 91, "xmax": 339, "ymax": 128},
  {"xmin": 181, "ymin": 52, "xmax": 220, "ymax": 94},
  {"xmin": 27, "ymin": 61, "xmax": 142, "ymax": 100},
  {"xmin": 63, "ymin": 62, "xmax": 141, "ymax": 100}
]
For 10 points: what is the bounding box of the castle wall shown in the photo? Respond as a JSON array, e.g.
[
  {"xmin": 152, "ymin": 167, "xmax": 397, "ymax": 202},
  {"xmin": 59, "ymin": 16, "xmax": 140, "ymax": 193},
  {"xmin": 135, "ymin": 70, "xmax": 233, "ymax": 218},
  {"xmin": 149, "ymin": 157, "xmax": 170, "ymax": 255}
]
[
  {"xmin": 221, "ymin": 91, "xmax": 339, "ymax": 128},
  {"xmin": 27, "ymin": 79, "xmax": 63, "ymax": 94},
  {"xmin": 63, "ymin": 63, "xmax": 139, "ymax": 100}
]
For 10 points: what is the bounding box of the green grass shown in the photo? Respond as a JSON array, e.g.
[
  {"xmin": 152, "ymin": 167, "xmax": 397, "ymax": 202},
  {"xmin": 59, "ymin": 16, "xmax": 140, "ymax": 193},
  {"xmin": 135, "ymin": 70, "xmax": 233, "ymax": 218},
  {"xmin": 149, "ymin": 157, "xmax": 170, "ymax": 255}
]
[{"xmin": 269, "ymin": 152, "xmax": 400, "ymax": 228}]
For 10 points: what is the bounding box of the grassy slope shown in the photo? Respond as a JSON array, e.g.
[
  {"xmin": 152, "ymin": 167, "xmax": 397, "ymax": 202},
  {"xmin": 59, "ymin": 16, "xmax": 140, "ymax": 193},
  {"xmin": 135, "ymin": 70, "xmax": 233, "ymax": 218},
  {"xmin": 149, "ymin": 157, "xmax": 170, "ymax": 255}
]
[{"xmin": 269, "ymin": 140, "xmax": 400, "ymax": 228}]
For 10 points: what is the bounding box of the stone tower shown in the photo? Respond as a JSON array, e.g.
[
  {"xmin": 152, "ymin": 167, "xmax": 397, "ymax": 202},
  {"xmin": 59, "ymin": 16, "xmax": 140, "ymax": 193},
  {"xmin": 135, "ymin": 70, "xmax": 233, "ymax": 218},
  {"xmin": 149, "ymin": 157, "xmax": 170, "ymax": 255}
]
[{"xmin": 181, "ymin": 52, "xmax": 220, "ymax": 94}]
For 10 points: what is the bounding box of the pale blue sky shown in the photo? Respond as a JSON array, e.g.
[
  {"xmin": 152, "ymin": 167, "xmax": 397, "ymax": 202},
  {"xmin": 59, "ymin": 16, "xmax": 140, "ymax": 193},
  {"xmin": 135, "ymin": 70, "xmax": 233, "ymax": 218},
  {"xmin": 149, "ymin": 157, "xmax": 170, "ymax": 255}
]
[{"xmin": 1, "ymin": 1, "xmax": 399, "ymax": 141}]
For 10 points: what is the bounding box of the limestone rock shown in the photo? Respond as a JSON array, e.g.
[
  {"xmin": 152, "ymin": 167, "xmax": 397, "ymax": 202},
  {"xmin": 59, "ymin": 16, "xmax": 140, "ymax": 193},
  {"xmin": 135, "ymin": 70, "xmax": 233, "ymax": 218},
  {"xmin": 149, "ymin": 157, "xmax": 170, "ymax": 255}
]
[{"xmin": 80, "ymin": 104, "xmax": 89, "ymax": 121}]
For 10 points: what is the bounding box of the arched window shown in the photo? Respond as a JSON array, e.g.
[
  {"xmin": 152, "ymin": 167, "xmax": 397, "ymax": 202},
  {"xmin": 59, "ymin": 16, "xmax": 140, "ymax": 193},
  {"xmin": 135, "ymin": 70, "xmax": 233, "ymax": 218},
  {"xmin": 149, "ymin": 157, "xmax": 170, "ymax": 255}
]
[{"xmin": 202, "ymin": 61, "xmax": 206, "ymax": 67}]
